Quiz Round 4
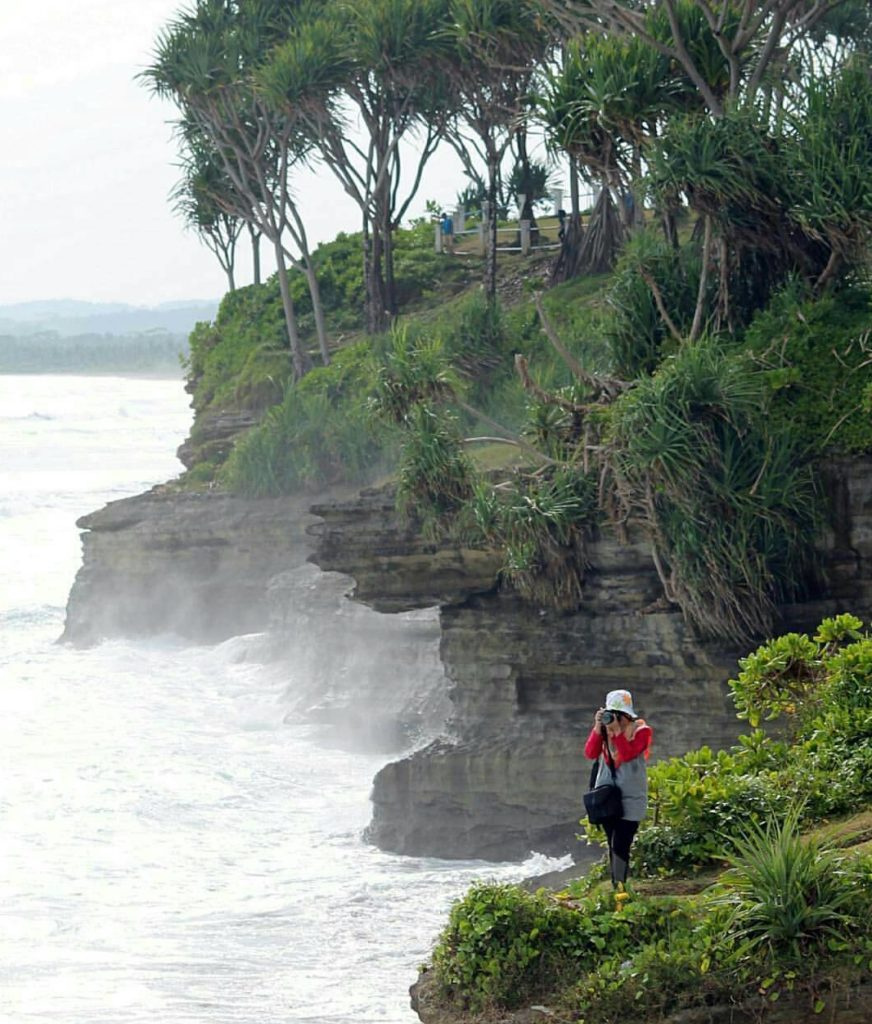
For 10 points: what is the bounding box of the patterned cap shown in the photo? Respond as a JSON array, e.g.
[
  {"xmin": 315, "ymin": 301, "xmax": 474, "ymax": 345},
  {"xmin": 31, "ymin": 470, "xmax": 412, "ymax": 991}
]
[{"xmin": 604, "ymin": 689, "xmax": 638, "ymax": 719}]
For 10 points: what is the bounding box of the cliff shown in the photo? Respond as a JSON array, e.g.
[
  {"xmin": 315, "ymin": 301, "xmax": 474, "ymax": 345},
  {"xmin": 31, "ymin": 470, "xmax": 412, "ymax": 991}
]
[
  {"xmin": 61, "ymin": 487, "xmax": 321, "ymax": 645},
  {"xmin": 61, "ymin": 485, "xmax": 450, "ymax": 754},
  {"xmin": 63, "ymin": 458, "xmax": 872, "ymax": 861},
  {"xmin": 310, "ymin": 458, "xmax": 872, "ymax": 861}
]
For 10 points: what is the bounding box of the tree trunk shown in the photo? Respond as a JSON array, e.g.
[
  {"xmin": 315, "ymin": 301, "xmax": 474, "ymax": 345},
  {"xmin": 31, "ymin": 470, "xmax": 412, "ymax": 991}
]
[
  {"xmin": 631, "ymin": 143, "xmax": 645, "ymax": 230},
  {"xmin": 485, "ymin": 152, "xmax": 499, "ymax": 300},
  {"xmin": 369, "ymin": 223, "xmax": 389, "ymax": 333},
  {"xmin": 382, "ymin": 209, "xmax": 397, "ymax": 318},
  {"xmin": 717, "ymin": 234, "xmax": 732, "ymax": 334},
  {"xmin": 515, "ymin": 129, "xmax": 536, "ymax": 226},
  {"xmin": 273, "ymin": 236, "xmax": 308, "ymax": 380},
  {"xmin": 690, "ymin": 215, "xmax": 713, "ymax": 342},
  {"xmin": 570, "ymin": 154, "xmax": 580, "ymax": 218},
  {"xmin": 250, "ymin": 225, "xmax": 261, "ymax": 286},
  {"xmin": 550, "ymin": 157, "xmax": 585, "ymax": 285},
  {"xmin": 578, "ymin": 186, "xmax": 624, "ymax": 275},
  {"xmin": 305, "ymin": 259, "xmax": 331, "ymax": 366},
  {"xmin": 550, "ymin": 212, "xmax": 585, "ymax": 285}
]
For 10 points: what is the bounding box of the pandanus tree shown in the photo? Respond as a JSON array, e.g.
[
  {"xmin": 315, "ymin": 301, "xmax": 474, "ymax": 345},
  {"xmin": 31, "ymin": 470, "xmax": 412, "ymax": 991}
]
[
  {"xmin": 542, "ymin": 0, "xmax": 856, "ymax": 326},
  {"xmin": 259, "ymin": 0, "xmax": 451, "ymax": 333},
  {"xmin": 171, "ymin": 137, "xmax": 244, "ymax": 292},
  {"xmin": 440, "ymin": 0, "xmax": 555, "ymax": 299},
  {"xmin": 143, "ymin": 0, "xmax": 329, "ymax": 379},
  {"xmin": 544, "ymin": 0, "xmax": 845, "ymax": 115},
  {"xmin": 536, "ymin": 31, "xmax": 681, "ymax": 280}
]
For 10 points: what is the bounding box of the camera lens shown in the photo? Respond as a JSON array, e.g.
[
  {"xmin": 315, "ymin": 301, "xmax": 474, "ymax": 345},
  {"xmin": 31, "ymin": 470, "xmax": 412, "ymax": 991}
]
[{"xmin": 601, "ymin": 711, "xmax": 614, "ymax": 724}]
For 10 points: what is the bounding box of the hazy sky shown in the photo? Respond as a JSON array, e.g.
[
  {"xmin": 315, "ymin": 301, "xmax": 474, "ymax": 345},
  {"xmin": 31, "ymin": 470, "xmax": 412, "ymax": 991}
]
[{"xmin": 0, "ymin": 0, "xmax": 471, "ymax": 307}]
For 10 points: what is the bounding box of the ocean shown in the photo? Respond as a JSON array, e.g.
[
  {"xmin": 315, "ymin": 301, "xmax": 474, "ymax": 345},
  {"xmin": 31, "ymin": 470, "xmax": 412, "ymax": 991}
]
[{"xmin": 0, "ymin": 373, "xmax": 564, "ymax": 1024}]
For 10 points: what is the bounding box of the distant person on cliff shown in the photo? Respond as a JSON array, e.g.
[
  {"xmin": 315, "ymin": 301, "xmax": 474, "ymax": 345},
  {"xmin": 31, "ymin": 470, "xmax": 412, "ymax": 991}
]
[
  {"xmin": 440, "ymin": 211, "xmax": 454, "ymax": 253},
  {"xmin": 584, "ymin": 689, "xmax": 653, "ymax": 888}
]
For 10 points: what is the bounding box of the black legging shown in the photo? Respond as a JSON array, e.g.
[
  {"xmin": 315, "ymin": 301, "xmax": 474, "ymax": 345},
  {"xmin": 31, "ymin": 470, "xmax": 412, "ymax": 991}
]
[{"xmin": 602, "ymin": 817, "xmax": 639, "ymax": 885}]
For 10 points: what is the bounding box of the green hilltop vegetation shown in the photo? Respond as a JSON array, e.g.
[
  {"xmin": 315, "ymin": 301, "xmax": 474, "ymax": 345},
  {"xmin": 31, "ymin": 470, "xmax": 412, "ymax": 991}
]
[{"xmin": 147, "ymin": 0, "xmax": 872, "ymax": 1018}]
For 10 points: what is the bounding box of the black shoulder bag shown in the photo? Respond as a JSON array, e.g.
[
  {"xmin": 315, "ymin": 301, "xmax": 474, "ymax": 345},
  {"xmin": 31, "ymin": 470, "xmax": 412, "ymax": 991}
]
[{"xmin": 583, "ymin": 733, "xmax": 623, "ymax": 823}]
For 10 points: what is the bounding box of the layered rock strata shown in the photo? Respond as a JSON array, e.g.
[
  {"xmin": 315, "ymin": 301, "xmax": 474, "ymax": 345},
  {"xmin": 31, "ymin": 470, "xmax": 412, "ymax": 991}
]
[
  {"xmin": 63, "ymin": 459, "xmax": 872, "ymax": 861},
  {"xmin": 62, "ymin": 487, "xmax": 452, "ymax": 755},
  {"xmin": 311, "ymin": 458, "xmax": 872, "ymax": 861},
  {"xmin": 62, "ymin": 488, "xmax": 323, "ymax": 645}
]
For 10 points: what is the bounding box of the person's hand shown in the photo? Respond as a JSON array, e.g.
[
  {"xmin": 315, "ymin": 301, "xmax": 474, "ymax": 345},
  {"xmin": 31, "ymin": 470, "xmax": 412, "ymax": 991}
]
[
  {"xmin": 594, "ymin": 708, "xmax": 604, "ymax": 728},
  {"xmin": 606, "ymin": 716, "xmax": 625, "ymax": 737}
]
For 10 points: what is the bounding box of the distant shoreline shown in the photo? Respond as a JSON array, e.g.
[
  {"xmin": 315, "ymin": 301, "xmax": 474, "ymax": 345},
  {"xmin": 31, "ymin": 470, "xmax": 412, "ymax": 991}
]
[{"xmin": 0, "ymin": 368, "xmax": 185, "ymax": 381}]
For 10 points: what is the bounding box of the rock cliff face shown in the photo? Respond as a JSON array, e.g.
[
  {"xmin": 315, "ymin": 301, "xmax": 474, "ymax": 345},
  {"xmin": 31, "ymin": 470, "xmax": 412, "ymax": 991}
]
[
  {"xmin": 62, "ymin": 488, "xmax": 322, "ymax": 645},
  {"xmin": 64, "ymin": 459, "xmax": 872, "ymax": 862},
  {"xmin": 311, "ymin": 458, "xmax": 872, "ymax": 861},
  {"xmin": 62, "ymin": 486, "xmax": 451, "ymax": 755}
]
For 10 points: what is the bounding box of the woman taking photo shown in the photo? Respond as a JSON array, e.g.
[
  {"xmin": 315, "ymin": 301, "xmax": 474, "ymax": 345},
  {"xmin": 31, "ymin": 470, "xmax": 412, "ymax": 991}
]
[{"xmin": 584, "ymin": 689, "xmax": 653, "ymax": 888}]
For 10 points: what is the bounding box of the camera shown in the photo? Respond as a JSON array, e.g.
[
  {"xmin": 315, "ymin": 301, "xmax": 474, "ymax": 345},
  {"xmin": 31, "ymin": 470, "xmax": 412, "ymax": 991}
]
[{"xmin": 601, "ymin": 710, "xmax": 616, "ymax": 725}]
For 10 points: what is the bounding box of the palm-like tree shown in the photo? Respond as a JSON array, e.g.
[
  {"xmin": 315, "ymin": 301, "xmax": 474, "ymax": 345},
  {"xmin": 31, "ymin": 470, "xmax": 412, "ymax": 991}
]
[
  {"xmin": 545, "ymin": 0, "xmax": 845, "ymax": 116},
  {"xmin": 259, "ymin": 0, "xmax": 450, "ymax": 333},
  {"xmin": 441, "ymin": 0, "xmax": 555, "ymax": 298},
  {"xmin": 143, "ymin": 0, "xmax": 327, "ymax": 378},
  {"xmin": 172, "ymin": 138, "xmax": 243, "ymax": 292},
  {"xmin": 536, "ymin": 30, "xmax": 681, "ymax": 278}
]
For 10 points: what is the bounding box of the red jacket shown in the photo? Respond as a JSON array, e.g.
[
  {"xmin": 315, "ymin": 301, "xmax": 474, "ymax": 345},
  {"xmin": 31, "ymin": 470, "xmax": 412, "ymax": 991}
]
[{"xmin": 585, "ymin": 720, "xmax": 652, "ymax": 767}]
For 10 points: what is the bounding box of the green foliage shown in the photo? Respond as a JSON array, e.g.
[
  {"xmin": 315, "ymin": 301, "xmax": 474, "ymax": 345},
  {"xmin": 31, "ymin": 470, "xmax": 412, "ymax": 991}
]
[
  {"xmin": 628, "ymin": 748, "xmax": 790, "ymax": 876},
  {"xmin": 184, "ymin": 221, "xmax": 473, "ymax": 426},
  {"xmin": 788, "ymin": 60, "xmax": 872, "ymax": 269},
  {"xmin": 710, "ymin": 805, "xmax": 861, "ymax": 968},
  {"xmin": 731, "ymin": 632, "xmax": 824, "ymax": 728},
  {"xmin": 372, "ymin": 324, "xmax": 465, "ymax": 423},
  {"xmin": 565, "ymin": 841, "xmax": 872, "ymax": 1024},
  {"xmin": 186, "ymin": 283, "xmax": 292, "ymax": 416},
  {"xmin": 629, "ymin": 619, "xmax": 872, "ymax": 874},
  {"xmin": 432, "ymin": 883, "xmax": 692, "ymax": 1012},
  {"xmin": 603, "ymin": 337, "xmax": 821, "ymax": 641},
  {"xmin": 220, "ymin": 342, "xmax": 394, "ymax": 496},
  {"xmin": 464, "ymin": 467, "xmax": 599, "ymax": 609},
  {"xmin": 566, "ymin": 932, "xmax": 730, "ymax": 1024},
  {"xmin": 396, "ymin": 404, "xmax": 477, "ymax": 539},
  {"xmin": 731, "ymin": 613, "xmax": 866, "ymax": 728},
  {"xmin": 743, "ymin": 285, "xmax": 872, "ymax": 456},
  {"xmin": 604, "ymin": 230, "xmax": 703, "ymax": 377},
  {"xmin": 285, "ymin": 224, "xmax": 472, "ymax": 337}
]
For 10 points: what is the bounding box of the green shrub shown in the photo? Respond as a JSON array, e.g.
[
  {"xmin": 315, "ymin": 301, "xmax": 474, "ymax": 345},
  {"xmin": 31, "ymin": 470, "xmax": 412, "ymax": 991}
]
[
  {"xmin": 432, "ymin": 883, "xmax": 693, "ymax": 1012},
  {"xmin": 603, "ymin": 230, "xmax": 704, "ymax": 378},
  {"xmin": 567, "ymin": 935, "xmax": 730, "ymax": 1024},
  {"xmin": 627, "ymin": 619, "xmax": 872, "ymax": 874},
  {"xmin": 220, "ymin": 343, "xmax": 395, "ymax": 496},
  {"xmin": 396, "ymin": 404, "xmax": 477, "ymax": 540},
  {"xmin": 709, "ymin": 805, "xmax": 865, "ymax": 970},
  {"xmin": 603, "ymin": 337, "xmax": 821, "ymax": 641},
  {"xmin": 743, "ymin": 284, "xmax": 872, "ymax": 455},
  {"xmin": 463, "ymin": 467, "xmax": 599, "ymax": 610}
]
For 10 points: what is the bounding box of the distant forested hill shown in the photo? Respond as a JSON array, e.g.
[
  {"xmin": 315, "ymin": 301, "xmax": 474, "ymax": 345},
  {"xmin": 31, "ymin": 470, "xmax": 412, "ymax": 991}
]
[
  {"xmin": 0, "ymin": 298, "xmax": 217, "ymax": 374},
  {"xmin": 0, "ymin": 330, "xmax": 189, "ymax": 375}
]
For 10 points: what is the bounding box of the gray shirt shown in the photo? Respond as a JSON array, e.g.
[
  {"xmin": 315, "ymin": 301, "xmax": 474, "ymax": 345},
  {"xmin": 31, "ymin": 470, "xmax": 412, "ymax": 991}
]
[{"xmin": 594, "ymin": 751, "xmax": 649, "ymax": 822}]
